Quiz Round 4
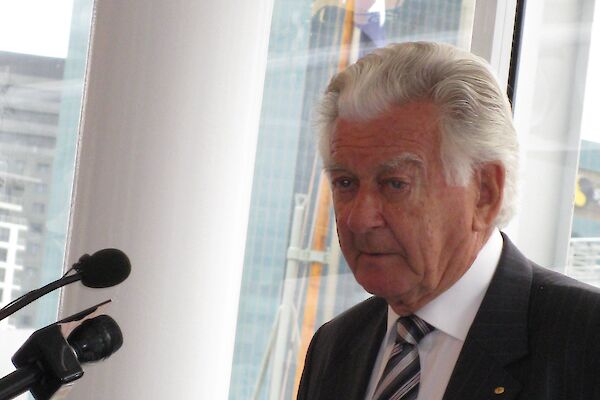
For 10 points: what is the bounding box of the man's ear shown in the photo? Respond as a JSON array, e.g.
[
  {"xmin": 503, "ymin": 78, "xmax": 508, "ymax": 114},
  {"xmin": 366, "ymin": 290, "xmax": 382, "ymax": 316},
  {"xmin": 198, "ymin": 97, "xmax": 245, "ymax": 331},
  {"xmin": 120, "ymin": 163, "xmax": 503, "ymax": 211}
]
[{"xmin": 472, "ymin": 162, "xmax": 505, "ymax": 231}]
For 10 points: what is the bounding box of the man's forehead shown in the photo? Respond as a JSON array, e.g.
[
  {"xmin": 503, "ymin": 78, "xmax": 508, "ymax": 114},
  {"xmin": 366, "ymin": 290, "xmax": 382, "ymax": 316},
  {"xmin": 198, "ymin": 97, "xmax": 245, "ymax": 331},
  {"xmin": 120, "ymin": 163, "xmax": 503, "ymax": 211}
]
[
  {"xmin": 330, "ymin": 108, "xmax": 442, "ymax": 154},
  {"xmin": 334, "ymin": 101, "xmax": 441, "ymax": 134},
  {"xmin": 331, "ymin": 118, "xmax": 426, "ymax": 145}
]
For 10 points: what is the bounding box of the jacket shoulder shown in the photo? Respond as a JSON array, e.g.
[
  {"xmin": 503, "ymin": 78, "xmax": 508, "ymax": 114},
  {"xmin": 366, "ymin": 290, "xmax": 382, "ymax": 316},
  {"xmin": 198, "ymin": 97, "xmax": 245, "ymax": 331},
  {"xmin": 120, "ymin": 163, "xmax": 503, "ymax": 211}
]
[
  {"xmin": 529, "ymin": 263, "xmax": 600, "ymax": 343},
  {"xmin": 297, "ymin": 296, "xmax": 387, "ymax": 400}
]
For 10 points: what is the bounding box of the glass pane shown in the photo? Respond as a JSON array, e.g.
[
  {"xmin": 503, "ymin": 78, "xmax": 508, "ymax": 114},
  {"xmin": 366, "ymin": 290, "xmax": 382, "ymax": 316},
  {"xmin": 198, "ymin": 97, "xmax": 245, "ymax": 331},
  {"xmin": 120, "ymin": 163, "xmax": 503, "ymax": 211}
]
[
  {"xmin": 0, "ymin": 0, "xmax": 94, "ymax": 395},
  {"xmin": 569, "ymin": 0, "xmax": 600, "ymax": 284},
  {"xmin": 512, "ymin": 0, "xmax": 599, "ymax": 282},
  {"xmin": 229, "ymin": 1, "xmax": 477, "ymax": 399}
]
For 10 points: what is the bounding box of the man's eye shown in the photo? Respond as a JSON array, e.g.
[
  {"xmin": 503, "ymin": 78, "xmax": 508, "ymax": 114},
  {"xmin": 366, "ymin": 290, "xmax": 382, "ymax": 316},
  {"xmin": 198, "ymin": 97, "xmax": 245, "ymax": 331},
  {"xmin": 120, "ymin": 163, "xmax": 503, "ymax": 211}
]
[
  {"xmin": 332, "ymin": 177, "xmax": 355, "ymax": 190},
  {"xmin": 384, "ymin": 179, "xmax": 408, "ymax": 190}
]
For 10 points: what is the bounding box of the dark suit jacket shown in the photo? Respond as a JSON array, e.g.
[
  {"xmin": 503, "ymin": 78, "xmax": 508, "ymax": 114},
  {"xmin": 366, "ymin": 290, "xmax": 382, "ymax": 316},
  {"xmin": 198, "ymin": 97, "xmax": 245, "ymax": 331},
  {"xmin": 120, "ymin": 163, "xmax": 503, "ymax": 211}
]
[{"xmin": 297, "ymin": 235, "xmax": 600, "ymax": 399}]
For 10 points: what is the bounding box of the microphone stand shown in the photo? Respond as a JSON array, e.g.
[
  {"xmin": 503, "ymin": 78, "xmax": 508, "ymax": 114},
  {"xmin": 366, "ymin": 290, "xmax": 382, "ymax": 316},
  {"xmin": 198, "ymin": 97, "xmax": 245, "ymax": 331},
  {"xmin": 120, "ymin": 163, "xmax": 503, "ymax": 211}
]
[
  {"xmin": 0, "ymin": 324, "xmax": 83, "ymax": 400},
  {"xmin": 0, "ymin": 304, "xmax": 121, "ymax": 400},
  {"xmin": 0, "ymin": 367, "xmax": 42, "ymax": 400}
]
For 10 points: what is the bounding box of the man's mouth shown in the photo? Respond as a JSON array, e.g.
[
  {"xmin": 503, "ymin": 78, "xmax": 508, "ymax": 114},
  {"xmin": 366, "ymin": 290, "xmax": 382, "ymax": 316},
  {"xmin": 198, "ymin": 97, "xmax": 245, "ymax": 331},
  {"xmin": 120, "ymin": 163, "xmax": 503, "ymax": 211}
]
[{"xmin": 360, "ymin": 251, "xmax": 394, "ymax": 257}]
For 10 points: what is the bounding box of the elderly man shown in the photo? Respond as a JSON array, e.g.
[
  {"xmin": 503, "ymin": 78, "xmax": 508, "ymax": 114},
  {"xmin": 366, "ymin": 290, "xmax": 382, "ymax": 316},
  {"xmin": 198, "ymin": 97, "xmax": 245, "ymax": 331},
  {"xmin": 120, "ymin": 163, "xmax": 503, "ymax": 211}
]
[{"xmin": 297, "ymin": 42, "xmax": 600, "ymax": 400}]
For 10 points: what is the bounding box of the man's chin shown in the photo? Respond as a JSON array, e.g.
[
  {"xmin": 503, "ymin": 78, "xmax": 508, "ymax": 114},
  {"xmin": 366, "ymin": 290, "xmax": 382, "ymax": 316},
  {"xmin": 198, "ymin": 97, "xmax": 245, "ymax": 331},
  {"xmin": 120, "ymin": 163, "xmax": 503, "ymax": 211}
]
[
  {"xmin": 356, "ymin": 275, "xmax": 404, "ymax": 299},
  {"xmin": 353, "ymin": 271, "xmax": 421, "ymax": 306},
  {"xmin": 353, "ymin": 262, "xmax": 402, "ymax": 287}
]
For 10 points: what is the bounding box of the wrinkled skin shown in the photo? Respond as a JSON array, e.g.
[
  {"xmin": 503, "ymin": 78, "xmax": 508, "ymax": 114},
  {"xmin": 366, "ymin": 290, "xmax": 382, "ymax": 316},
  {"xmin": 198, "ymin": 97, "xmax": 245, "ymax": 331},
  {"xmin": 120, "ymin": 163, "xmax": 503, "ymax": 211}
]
[{"xmin": 325, "ymin": 101, "xmax": 503, "ymax": 315}]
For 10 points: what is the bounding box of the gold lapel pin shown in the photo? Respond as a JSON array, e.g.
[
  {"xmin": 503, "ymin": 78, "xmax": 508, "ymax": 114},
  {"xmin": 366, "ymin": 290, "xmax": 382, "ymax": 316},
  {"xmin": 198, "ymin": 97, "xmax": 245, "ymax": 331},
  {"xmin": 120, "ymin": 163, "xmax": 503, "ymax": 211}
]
[{"xmin": 494, "ymin": 386, "xmax": 505, "ymax": 395}]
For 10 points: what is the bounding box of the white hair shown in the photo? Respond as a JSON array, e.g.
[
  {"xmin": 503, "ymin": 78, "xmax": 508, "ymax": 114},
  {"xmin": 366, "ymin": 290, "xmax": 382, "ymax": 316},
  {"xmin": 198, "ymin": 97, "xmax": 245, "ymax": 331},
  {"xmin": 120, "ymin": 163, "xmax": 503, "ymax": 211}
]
[{"xmin": 316, "ymin": 41, "xmax": 519, "ymax": 227}]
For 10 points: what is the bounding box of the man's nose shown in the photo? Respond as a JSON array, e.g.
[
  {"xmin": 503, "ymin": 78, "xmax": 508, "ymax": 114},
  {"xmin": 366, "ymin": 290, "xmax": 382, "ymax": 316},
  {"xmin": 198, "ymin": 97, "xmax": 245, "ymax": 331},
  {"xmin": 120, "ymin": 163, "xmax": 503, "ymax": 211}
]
[{"xmin": 345, "ymin": 189, "xmax": 385, "ymax": 233}]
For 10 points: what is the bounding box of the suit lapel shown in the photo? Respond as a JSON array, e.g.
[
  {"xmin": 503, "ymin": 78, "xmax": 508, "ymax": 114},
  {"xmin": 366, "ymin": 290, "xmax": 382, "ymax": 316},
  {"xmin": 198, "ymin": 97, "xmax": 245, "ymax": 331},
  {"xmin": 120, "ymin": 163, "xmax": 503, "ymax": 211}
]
[
  {"xmin": 443, "ymin": 234, "xmax": 532, "ymax": 400},
  {"xmin": 329, "ymin": 298, "xmax": 387, "ymax": 400}
]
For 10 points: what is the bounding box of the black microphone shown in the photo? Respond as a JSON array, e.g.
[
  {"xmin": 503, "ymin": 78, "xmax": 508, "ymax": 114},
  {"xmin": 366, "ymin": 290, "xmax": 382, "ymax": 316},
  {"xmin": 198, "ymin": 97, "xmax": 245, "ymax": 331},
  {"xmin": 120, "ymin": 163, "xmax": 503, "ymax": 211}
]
[
  {"xmin": 0, "ymin": 314, "xmax": 123, "ymax": 400},
  {"xmin": 72, "ymin": 248, "xmax": 131, "ymax": 288},
  {"xmin": 0, "ymin": 249, "xmax": 131, "ymax": 321},
  {"xmin": 67, "ymin": 314, "xmax": 123, "ymax": 362}
]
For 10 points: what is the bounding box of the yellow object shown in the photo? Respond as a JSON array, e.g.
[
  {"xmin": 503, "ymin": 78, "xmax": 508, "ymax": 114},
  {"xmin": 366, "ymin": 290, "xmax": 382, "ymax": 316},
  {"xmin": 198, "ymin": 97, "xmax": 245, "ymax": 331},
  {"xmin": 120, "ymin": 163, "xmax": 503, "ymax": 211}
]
[
  {"xmin": 494, "ymin": 386, "xmax": 505, "ymax": 395},
  {"xmin": 574, "ymin": 177, "xmax": 587, "ymax": 207}
]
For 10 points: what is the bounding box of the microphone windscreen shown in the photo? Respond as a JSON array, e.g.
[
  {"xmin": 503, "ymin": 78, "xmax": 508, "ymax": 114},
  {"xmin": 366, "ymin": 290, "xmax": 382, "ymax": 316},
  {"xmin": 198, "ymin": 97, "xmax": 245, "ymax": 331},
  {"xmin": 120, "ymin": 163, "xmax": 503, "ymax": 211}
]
[
  {"xmin": 67, "ymin": 314, "xmax": 123, "ymax": 363},
  {"xmin": 75, "ymin": 248, "xmax": 131, "ymax": 288}
]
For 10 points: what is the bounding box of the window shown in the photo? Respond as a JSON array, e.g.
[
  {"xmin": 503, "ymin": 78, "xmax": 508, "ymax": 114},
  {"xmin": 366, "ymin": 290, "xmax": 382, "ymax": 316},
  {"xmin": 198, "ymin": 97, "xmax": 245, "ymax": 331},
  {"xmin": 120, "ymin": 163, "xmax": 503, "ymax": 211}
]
[
  {"xmin": 32, "ymin": 202, "xmax": 45, "ymax": 214},
  {"xmin": 0, "ymin": 0, "xmax": 94, "ymax": 394},
  {"xmin": 33, "ymin": 183, "xmax": 48, "ymax": 193},
  {"xmin": 229, "ymin": 1, "xmax": 477, "ymax": 399},
  {"xmin": 29, "ymin": 222, "xmax": 44, "ymax": 234},
  {"xmin": 0, "ymin": 227, "xmax": 9, "ymax": 242},
  {"xmin": 13, "ymin": 160, "xmax": 26, "ymax": 173},
  {"xmin": 15, "ymin": 250, "xmax": 24, "ymax": 267},
  {"xmin": 36, "ymin": 162, "xmax": 51, "ymax": 174},
  {"xmin": 228, "ymin": 0, "xmax": 600, "ymax": 398},
  {"xmin": 510, "ymin": 0, "xmax": 600, "ymax": 284},
  {"xmin": 28, "ymin": 242, "xmax": 40, "ymax": 255}
]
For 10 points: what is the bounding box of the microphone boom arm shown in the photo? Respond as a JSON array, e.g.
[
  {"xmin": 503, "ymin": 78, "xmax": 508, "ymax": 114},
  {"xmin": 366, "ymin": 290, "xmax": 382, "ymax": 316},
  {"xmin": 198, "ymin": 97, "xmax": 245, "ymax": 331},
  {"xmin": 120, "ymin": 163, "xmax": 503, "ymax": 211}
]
[
  {"xmin": 0, "ymin": 274, "xmax": 81, "ymax": 322},
  {"xmin": 0, "ymin": 247, "xmax": 131, "ymax": 322}
]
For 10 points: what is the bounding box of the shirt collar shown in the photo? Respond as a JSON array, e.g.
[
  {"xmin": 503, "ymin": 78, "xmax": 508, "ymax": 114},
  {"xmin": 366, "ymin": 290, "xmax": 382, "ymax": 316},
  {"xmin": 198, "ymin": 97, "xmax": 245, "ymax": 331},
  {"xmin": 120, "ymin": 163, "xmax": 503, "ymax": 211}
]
[{"xmin": 386, "ymin": 229, "xmax": 503, "ymax": 341}]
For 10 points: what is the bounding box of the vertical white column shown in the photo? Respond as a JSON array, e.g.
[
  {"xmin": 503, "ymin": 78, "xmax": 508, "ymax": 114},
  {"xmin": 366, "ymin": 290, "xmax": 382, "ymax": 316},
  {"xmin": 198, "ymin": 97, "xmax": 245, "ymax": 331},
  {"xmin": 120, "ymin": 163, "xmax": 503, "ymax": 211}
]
[
  {"xmin": 469, "ymin": 0, "xmax": 588, "ymax": 269},
  {"xmin": 60, "ymin": 1, "xmax": 273, "ymax": 399},
  {"xmin": 509, "ymin": 0, "xmax": 594, "ymax": 268},
  {"xmin": 470, "ymin": 0, "xmax": 518, "ymax": 89}
]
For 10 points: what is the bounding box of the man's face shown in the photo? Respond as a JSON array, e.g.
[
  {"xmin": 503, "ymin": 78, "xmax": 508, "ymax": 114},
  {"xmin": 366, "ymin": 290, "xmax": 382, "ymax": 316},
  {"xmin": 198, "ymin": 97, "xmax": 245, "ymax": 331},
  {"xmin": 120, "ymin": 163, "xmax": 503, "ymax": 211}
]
[{"xmin": 326, "ymin": 101, "xmax": 481, "ymax": 314}]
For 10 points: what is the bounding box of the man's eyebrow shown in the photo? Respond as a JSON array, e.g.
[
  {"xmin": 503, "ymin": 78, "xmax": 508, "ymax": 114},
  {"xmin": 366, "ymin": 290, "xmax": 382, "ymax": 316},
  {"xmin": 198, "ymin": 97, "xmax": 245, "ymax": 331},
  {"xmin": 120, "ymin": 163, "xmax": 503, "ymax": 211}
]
[
  {"xmin": 378, "ymin": 153, "xmax": 424, "ymax": 173},
  {"xmin": 323, "ymin": 164, "xmax": 340, "ymax": 172},
  {"xmin": 322, "ymin": 153, "xmax": 424, "ymax": 177},
  {"xmin": 322, "ymin": 163, "xmax": 348, "ymax": 175}
]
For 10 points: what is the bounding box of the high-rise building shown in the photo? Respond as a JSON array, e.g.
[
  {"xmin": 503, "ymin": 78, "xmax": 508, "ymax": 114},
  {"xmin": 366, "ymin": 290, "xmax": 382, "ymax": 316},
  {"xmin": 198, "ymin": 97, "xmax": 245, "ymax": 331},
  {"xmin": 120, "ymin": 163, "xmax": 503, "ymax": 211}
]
[{"xmin": 0, "ymin": 52, "xmax": 65, "ymax": 329}]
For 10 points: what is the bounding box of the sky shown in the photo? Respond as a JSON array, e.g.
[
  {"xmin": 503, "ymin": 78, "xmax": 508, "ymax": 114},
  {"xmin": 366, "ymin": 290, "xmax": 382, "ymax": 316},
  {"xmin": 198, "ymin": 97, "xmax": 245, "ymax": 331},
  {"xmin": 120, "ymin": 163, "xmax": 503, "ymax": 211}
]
[{"xmin": 0, "ymin": 0, "xmax": 73, "ymax": 58}]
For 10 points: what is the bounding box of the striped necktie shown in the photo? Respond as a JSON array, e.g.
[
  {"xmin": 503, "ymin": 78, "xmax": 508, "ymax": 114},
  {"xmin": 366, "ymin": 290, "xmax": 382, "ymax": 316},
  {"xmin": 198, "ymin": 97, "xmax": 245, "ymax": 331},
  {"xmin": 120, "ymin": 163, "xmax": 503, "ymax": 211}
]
[{"xmin": 371, "ymin": 315, "xmax": 434, "ymax": 400}]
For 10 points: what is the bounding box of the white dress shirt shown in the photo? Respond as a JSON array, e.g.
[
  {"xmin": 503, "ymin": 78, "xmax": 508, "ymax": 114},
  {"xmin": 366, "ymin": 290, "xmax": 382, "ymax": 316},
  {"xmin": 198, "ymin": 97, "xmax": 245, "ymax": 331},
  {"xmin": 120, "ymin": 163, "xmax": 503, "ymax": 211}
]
[{"xmin": 363, "ymin": 229, "xmax": 503, "ymax": 400}]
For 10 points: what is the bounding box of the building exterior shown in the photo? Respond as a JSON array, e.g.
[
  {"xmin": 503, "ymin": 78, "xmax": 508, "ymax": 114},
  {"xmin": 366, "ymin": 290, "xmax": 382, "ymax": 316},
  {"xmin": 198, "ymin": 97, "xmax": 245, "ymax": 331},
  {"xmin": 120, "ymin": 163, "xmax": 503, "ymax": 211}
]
[{"xmin": 0, "ymin": 52, "xmax": 65, "ymax": 329}]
